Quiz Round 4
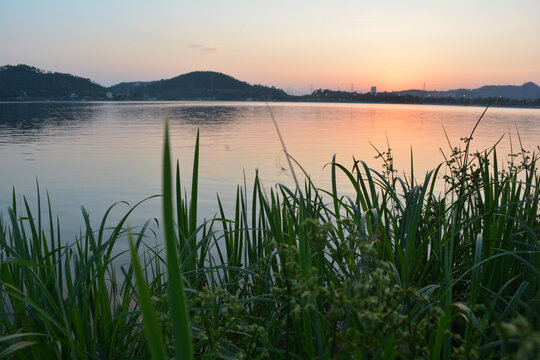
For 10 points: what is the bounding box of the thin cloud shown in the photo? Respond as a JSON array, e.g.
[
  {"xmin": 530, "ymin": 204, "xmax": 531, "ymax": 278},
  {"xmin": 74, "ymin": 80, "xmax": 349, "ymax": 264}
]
[{"xmin": 187, "ymin": 43, "xmax": 218, "ymax": 53}]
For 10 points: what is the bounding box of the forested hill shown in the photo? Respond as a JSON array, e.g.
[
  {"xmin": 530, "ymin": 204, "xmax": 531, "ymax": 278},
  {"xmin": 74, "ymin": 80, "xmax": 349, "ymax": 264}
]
[
  {"xmin": 2, "ymin": 64, "xmax": 538, "ymax": 103},
  {"xmin": 0, "ymin": 65, "xmax": 105, "ymax": 99},
  {"xmin": 394, "ymin": 82, "xmax": 540, "ymax": 100},
  {"xmin": 109, "ymin": 71, "xmax": 288, "ymax": 100},
  {"xmin": 0, "ymin": 65, "xmax": 288, "ymax": 100}
]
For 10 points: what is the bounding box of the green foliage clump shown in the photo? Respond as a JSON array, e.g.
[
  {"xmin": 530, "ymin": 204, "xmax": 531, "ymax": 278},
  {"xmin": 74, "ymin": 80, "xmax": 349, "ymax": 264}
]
[{"xmin": 500, "ymin": 317, "xmax": 540, "ymax": 360}]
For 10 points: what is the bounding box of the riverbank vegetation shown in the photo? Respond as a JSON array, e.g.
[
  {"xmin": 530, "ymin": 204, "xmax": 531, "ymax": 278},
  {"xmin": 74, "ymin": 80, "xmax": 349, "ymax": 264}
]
[{"xmin": 1, "ymin": 114, "xmax": 539, "ymax": 359}]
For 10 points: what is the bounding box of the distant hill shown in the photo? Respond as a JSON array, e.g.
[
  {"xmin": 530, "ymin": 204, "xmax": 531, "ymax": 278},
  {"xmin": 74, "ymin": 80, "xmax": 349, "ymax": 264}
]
[
  {"xmin": 109, "ymin": 71, "xmax": 288, "ymax": 100},
  {"xmin": 1, "ymin": 64, "xmax": 538, "ymax": 103},
  {"xmin": 0, "ymin": 65, "xmax": 287, "ymax": 101},
  {"xmin": 0, "ymin": 64, "xmax": 105, "ymax": 100},
  {"xmin": 394, "ymin": 82, "xmax": 540, "ymax": 100}
]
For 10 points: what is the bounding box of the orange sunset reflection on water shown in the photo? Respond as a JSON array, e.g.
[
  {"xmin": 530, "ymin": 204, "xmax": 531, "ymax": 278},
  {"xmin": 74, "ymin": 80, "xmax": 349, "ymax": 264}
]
[{"xmin": 1, "ymin": 102, "xmax": 539, "ymax": 240}]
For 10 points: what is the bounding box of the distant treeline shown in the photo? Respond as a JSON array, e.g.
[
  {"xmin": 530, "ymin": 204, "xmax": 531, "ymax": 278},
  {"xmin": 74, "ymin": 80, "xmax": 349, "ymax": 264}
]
[
  {"xmin": 296, "ymin": 89, "xmax": 540, "ymax": 107},
  {"xmin": 1, "ymin": 64, "xmax": 539, "ymax": 107},
  {"xmin": 0, "ymin": 65, "xmax": 287, "ymax": 101},
  {"xmin": 0, "ymin": 65, "xmax": 105, "ymax": 100}
]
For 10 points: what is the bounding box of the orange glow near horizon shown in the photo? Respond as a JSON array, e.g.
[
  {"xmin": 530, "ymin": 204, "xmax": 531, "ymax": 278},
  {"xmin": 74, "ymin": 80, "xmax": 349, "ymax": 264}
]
[{"xmin": 1, "ymin": 1, "xmax": 538, "ymax": 93}]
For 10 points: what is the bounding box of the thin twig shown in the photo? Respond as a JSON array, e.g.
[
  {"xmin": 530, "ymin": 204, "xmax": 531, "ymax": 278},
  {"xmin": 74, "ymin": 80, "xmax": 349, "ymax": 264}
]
[{"xmin": 266, "ymin": 102, "xmax": 303, "ymax": 199}]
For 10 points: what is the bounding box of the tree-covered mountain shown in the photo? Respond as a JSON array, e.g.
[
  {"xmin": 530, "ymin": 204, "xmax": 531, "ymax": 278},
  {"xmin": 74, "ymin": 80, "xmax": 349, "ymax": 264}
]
[
  {"xmin": 1, "ymin": 64, "xmax": 539, "ymax": 103},
  {"xmin": 0, "ymin": 65, "xmax": 288, "ymax": 100},
  {"xmin": 108, "ymin": 71, "xmax": 288, "ymax": 100},
  {"xmin": 394, "ymin": 82, "xmax": 540, "ymax": 100},
  {"xmin": 0, "ymin": 64, "xmax": 105, "ymax": 99},
  {"xmin": 465, "ymin": 82, "xmax": 540, "ymax": 99}
]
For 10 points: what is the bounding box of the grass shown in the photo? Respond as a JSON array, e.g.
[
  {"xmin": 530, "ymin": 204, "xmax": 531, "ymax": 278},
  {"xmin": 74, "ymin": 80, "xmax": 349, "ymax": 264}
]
[{"xmin": 1, "ymin": 112, "xmax": 539, "ymax": 359}]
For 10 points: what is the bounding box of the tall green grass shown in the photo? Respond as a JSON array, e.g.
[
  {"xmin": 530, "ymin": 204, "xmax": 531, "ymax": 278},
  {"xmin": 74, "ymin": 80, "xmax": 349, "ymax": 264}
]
[{"xmin": 1, "ymin": 114, "xmax": 539, "ymax": 359}]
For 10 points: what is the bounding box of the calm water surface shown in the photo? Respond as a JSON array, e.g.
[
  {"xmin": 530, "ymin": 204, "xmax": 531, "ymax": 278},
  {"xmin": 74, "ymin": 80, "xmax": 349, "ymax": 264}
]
[{"xmin": 1, "ymin": 101, "xmax": 539, "ymax": 246}]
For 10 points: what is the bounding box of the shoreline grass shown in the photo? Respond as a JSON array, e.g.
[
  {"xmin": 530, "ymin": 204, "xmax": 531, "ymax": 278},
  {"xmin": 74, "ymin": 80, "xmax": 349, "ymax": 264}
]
[{"xmin": 1, "ymin": 117, "xmax": 539, "ymax": 359}]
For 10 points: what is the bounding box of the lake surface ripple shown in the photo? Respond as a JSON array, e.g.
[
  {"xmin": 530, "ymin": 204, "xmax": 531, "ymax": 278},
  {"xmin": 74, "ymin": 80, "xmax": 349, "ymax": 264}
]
[{"xmin": 1, "ymin": 101, "xmax": 539, "ymax": 245}]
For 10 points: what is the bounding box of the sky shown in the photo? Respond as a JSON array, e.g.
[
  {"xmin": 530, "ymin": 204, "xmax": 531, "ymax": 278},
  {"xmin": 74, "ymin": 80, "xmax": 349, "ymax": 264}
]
[{"xmin": 1, "ymin": 0, "xmax": 539, "ymax": 94}]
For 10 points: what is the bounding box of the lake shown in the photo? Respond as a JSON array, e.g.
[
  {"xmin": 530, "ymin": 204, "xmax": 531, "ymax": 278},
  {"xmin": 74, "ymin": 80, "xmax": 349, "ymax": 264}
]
[{"xmin": 1, "ymin": 101, "xmax": 539, "ymax": 245}]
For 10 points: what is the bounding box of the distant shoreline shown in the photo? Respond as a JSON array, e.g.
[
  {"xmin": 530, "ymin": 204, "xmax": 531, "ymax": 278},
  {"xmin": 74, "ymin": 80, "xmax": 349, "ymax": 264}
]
[
  {"xmin": 1, "ymin": 99, "xmax": 539, "ymax": 110},
  {"xmin": 2, "ymin": 65, "xmax": 540, "ymax": 108}
]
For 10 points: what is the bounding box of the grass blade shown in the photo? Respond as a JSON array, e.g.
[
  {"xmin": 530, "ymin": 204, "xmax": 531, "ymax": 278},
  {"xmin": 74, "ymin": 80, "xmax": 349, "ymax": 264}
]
[
  {"xmin": 162, "ymin": 119, "xmax": 193, "ymax": 360},
  {"xmin": 129, "ymin": 236, "xmax": 167, "ymax": 360}
]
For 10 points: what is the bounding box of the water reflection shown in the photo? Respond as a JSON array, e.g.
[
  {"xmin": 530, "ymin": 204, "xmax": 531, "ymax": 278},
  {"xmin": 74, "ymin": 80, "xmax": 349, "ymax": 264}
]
[
  {"xmin": 0, "ymin": 101, "xmax": 538, "ymax": 243},
  {"xmin": 170, "ymin": 106, "xmax": 240, "ymax": 126},
  {"xmin": 0, "ymin": 102, "xmax": 244, "ymax": 145},
  {"xmin": 0, "ymin": 102, "xmax": 96, "ymax": 144}
]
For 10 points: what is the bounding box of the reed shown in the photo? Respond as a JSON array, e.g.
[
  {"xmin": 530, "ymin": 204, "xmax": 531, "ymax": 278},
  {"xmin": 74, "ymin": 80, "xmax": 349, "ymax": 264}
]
[{"xmin": 1, "ymin": 115, "xmax": 539, "ymax": 359}]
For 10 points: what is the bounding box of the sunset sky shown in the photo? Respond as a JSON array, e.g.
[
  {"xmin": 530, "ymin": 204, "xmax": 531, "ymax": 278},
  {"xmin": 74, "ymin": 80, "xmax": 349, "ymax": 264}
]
[{"xmin": 1, "ymin": 0, "xmax": 539, "ymax": 94}]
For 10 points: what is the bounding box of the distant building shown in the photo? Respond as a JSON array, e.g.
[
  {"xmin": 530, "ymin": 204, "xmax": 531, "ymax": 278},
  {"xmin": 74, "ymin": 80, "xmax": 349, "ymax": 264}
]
[
  {"xmin": 106, "ymin": 92, "xmax": 113, "ymax": 99},
  {"xmin": 370, "ymin": 86, "xmax": 377, "ymax": 95},
  {"xmin": 70, "ymin": 92, "xmax": 78, "ymax": 98}
]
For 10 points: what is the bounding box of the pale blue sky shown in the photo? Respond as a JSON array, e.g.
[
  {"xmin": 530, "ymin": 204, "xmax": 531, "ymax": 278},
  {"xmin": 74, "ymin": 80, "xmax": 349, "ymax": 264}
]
[{"xmin": 1, "ymin": 0, "xmax": 539, "ymax": 93}]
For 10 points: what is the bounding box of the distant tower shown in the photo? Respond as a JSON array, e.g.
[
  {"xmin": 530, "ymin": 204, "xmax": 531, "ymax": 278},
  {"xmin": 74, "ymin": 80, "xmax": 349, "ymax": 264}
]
[
  {"xmin": 370, "ymin": 86, "xmax": 377, "ymax": 95},
  {"xmin": 351, "ymin": 83, "xmax": 354, "ymax": 92}
]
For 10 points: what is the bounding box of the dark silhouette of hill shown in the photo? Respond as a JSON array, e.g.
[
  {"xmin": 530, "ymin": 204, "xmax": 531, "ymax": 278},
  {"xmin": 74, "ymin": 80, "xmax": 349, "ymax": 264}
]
[
  {"xmin": 395, "ymin": 82, "xmax": 540, "ymax": 100},
  {"xmin": 469, "ymin": 82, "xmax": 540, "ymax": 99},
  {"xmin": 108, "ymin": 71, "xmax": 287, "ymax": 100},
  {"xmin": 0, "ymin": 64, "xmax": 105, "ymax": 99},
  {"xmin": 1, "ymin": 64, "xmax": 538, "ymax": 104}
]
